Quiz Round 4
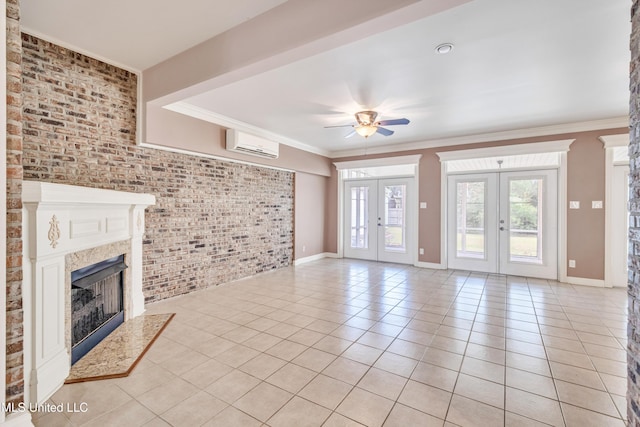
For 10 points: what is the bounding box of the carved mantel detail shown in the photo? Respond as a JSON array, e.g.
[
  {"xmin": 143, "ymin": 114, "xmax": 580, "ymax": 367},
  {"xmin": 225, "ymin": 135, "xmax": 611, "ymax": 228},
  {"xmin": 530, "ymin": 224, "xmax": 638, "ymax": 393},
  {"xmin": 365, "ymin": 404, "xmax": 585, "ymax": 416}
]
[{"xmin": 48, "ymin": 214, "xmax": 61, "ymax": 248}]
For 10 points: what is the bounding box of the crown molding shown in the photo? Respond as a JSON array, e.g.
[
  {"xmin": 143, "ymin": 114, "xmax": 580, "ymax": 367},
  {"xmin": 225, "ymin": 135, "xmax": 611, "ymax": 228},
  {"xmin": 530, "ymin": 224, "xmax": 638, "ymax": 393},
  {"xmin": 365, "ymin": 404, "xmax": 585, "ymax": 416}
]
[{"xmin": 330, "ymin": 116, "xmax": 629, "ymax": 158}]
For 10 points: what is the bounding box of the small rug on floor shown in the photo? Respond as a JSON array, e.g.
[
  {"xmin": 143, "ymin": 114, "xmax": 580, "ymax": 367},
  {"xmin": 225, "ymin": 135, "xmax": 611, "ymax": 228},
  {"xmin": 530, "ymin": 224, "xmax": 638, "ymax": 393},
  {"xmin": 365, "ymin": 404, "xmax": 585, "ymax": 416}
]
[{"xmin": 65, "ymin": 313, "xmax": 175, "ymax": 384}]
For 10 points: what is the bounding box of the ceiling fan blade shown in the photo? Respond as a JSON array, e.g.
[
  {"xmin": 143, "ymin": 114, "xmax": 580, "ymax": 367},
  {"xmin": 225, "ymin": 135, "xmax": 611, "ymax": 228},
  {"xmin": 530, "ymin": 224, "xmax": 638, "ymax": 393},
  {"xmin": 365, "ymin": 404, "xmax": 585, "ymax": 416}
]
[
  {"xmin": 376, "ymin": 127, "xmax": 394, "ymax": 136},
  {"xmin": 376, "ymin": 118, "xmax": 410, "ymax": 126},
  {"xmin": 324, "ymin": 124, "xmax": 356, "ymax": 128},
  {"xmin": 344, "ymin": 129, "xmax": 357, "ymax": 138}
]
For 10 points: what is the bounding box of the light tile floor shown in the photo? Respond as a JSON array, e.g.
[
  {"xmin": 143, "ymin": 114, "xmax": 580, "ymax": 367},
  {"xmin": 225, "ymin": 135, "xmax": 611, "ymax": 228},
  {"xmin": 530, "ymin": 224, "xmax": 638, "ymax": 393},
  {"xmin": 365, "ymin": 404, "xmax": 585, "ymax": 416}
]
[{"xmin": 33, "ymin": 259, "xmax": 629, "ymax": 426}]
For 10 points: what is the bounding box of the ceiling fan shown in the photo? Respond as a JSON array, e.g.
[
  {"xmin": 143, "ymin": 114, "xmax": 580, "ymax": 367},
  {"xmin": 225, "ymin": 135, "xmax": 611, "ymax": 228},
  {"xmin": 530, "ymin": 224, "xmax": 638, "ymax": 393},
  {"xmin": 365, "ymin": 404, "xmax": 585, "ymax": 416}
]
[{"xmin": 325, "ymin": 110, "xmax": 410, "ymax": 138}]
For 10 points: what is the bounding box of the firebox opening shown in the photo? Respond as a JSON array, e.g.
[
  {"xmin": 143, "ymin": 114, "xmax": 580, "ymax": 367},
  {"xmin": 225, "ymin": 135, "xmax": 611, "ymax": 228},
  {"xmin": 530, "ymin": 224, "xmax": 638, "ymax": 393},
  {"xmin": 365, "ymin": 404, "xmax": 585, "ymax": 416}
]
[{"xmin": 71, "ymin": 254, "xmax": 127, "ymax": 365}]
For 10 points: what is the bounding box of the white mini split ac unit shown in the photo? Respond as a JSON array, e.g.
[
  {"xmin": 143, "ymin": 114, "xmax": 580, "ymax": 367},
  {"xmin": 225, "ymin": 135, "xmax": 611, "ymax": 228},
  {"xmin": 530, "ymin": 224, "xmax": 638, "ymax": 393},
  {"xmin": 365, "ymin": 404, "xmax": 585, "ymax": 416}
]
[{"xmin": 225, "ymin": 129, "xmax": 279, "ymax": 159}]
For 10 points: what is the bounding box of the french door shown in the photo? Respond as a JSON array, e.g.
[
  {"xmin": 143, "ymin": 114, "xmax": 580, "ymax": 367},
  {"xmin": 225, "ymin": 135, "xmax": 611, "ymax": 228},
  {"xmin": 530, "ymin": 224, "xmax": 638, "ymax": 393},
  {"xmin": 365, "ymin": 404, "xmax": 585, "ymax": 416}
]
[
  {"xmin": 344, "ymin": 178, "xmax": 414, "ymax": 264},
  {"xmin": 447, "ymin": 170, "xmax": 558, "ymax": 279}
]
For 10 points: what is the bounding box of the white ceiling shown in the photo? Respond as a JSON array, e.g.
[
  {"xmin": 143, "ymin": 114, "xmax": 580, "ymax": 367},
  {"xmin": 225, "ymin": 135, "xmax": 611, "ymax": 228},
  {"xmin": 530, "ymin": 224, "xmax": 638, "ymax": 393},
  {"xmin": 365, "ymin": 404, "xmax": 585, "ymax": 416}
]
[
  {"xmin": 20, "ymin": 0, "xmax": 631, "ymax": 158},
  {"xmin": 20, "ymin": 0, "xmax": 289, "ymax": 70}
]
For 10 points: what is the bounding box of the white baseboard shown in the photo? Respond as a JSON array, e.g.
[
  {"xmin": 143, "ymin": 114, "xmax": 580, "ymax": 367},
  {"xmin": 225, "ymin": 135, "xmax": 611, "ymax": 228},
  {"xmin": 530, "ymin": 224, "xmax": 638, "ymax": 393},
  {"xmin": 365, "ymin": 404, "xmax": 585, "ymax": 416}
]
[
  {"xmin": 293, "ymin": 252, "xmax": 338, "ymax": 266},
  {"xmin": 414, "ymin": 261, "xmax": 446, "ymax": 270},
  {"xmin": 565, "ymin": 276, "xmax": 605, "ymax": 287}
]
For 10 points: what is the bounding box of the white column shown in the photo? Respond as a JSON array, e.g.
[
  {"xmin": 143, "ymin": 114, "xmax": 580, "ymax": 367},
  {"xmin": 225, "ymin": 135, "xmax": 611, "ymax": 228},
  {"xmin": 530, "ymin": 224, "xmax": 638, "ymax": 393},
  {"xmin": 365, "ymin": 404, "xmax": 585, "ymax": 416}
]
[{"xmin": 129, "ymin": 206, "xmax": 147, "ymax": 318}]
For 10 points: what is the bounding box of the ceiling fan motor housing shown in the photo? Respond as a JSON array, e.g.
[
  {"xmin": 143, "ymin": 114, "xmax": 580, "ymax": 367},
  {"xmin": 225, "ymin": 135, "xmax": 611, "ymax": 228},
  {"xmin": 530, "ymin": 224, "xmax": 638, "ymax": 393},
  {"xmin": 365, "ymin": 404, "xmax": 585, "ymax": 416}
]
[{"xmin": 355, "ymin": 110, "xmax": 378, "ymax": 125}]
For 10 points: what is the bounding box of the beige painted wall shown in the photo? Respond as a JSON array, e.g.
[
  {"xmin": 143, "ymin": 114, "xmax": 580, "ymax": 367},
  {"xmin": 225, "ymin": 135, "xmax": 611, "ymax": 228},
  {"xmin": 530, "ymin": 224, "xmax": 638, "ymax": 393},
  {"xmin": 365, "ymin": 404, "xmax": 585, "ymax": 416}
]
[
  {"xmin": 146, "ymin": 105, "xmax": 333, "ymax": 177},
  {"xmin": 566, "ymin": 130, "xmax": 608, "ymax": 279},
  {"xmin": 324, "ymin": 168, "xmax": 339, "ymax": 253},
  {"xmin": 330, "ymin": 127, "xmax": 628, "ymax": 280},
  {"xmin": 294, "ymin": 172, "xmax": 328, "ymax": 259}
]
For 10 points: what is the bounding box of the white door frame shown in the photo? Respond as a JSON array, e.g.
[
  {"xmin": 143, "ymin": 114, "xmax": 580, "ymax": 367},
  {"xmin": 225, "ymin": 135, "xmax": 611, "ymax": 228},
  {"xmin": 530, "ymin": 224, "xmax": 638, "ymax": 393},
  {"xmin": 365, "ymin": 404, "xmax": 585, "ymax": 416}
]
[
  {"xmin": 601, "ymin": 134, "xmax": 630, "ymax": 288},
  {"xmin": 437, "ymin": 140, "xmax": 573, "ymax": 281},
  {"xmin": 334, "ymin": 155, "xmax": 421, "ymax": 265}
]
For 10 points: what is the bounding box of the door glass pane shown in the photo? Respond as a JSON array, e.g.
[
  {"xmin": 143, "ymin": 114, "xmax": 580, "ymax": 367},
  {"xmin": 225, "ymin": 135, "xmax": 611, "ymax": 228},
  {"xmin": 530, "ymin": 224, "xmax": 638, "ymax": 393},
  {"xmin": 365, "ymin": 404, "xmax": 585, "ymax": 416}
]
[
  {"xmin": 456, "ymin": 181, "xmax": 485, "ymax": 258},
  {"xmin": 350, "ymin": 187, "xmax": 369, "ymax": 249},
  {"xmin": 384, "ymin": 184, "xmax": 406, "ymax": 253},
  {"xmin": 509, "ymin": 178, "xmax": 542, "ymax": 263}
]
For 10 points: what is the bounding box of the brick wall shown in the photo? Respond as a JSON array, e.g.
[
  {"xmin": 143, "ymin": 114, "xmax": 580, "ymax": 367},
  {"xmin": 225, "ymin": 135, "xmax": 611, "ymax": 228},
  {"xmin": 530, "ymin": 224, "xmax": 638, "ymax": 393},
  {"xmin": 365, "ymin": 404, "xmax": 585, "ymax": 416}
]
[
  {"xmin": 21, "ymin": 35, "xmax": 293, "ymax": 306},
  {"xmin": 630, "ymin": 1, "xmax": 640, "ymax": 424},
  {"xmin": 6, "ymin": 0, "xmax": 24, "ymax": 406}
]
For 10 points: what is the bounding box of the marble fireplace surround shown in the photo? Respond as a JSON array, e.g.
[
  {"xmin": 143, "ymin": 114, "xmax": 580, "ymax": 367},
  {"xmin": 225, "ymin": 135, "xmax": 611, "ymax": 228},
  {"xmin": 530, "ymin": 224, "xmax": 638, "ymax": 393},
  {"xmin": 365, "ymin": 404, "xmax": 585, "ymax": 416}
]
[{"xmin": 22, "ymin": 181, "xmax": 155, "ymax": 404}]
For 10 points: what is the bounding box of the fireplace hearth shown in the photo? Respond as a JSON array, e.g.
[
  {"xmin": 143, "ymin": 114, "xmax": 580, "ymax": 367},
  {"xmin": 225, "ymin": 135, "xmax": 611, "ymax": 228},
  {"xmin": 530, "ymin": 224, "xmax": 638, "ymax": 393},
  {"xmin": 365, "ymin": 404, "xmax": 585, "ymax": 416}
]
[{"xmin": 71, "ymin": 255, "xmax": 127, "ymax": 364}]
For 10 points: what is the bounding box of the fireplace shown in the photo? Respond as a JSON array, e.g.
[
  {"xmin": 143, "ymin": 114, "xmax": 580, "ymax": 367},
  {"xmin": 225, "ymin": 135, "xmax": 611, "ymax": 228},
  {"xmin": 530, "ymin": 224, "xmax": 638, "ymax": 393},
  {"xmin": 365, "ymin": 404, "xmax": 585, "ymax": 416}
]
[
  {"xmin": 71, "ymin": 255, "xmax": 127, "ymax": 364},
  {"xmin": 21, "ymin": 181, "xmax": 156, "ymax": 404}
]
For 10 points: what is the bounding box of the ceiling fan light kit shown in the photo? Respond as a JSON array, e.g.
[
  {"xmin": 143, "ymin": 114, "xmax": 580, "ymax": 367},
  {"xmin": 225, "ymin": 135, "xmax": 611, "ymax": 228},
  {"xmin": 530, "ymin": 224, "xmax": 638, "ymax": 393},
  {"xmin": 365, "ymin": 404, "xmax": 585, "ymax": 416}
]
[
  {"xmin": 325, "ymin": 110, "xmax": 410, "ymax": 139},
  {"xmin": 355, "ymin": 124, "xmax": 378, "ymax": 138}
]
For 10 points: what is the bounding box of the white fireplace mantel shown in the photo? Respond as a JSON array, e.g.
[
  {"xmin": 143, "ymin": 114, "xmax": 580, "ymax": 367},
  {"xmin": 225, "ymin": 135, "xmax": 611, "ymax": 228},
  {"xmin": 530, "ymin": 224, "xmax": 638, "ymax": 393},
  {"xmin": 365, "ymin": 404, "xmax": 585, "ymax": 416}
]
[{"xmin": 21, "ymin": 181, "xmax": 156, "ymax": 405}]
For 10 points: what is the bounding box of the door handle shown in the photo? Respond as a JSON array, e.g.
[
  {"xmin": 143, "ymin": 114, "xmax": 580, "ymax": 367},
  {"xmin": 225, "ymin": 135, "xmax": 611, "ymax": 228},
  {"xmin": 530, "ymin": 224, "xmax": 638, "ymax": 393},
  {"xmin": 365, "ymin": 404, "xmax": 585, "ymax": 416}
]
[{"xmin": 499, "ymin": 226, "xmax": 508, "ymax": 231}]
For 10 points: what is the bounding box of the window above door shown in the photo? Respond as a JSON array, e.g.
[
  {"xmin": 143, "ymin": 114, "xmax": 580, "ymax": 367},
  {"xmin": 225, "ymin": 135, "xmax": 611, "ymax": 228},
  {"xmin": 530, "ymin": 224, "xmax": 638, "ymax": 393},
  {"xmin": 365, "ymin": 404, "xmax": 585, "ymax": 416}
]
[
  {"xmin": 446, "ymin": 152, "xmax": 561, "ymax": 173},
  {"xmin": 334, "ymin": 154, "xmax": 421, "ymax": 179},
  {"xmin": 438, "ymin": 140, "xmax": 574, "ymax": 173}
]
